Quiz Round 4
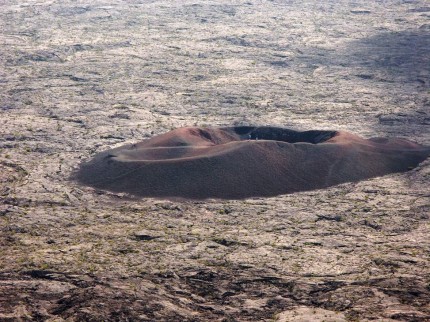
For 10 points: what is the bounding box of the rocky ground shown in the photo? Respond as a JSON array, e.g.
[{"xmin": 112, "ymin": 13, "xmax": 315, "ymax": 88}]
[{"xmin": 1, "ymin": 0, "xmax": 430, "ymax": 321}]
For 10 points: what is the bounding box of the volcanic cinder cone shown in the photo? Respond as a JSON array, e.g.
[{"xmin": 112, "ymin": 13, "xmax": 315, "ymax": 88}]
[{"xmin": 74, "ymin": 126, "xmax": 430, "ymax": 200}]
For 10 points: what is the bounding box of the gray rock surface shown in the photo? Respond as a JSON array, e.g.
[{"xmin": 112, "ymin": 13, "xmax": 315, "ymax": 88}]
[{"xmin": 1, "ymin": 0, "xmax": 429, "ymax": 321}]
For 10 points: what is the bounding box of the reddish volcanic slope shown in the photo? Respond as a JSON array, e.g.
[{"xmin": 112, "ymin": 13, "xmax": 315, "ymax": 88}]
[{"xmin": 74, "ymin": 126, "xmax": 430, "ymax": 199}]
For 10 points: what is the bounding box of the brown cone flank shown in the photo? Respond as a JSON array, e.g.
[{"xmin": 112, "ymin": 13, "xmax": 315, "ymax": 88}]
[{"xmin": 74, "ymin": 126, "xmax": 430, "ymax": 200}]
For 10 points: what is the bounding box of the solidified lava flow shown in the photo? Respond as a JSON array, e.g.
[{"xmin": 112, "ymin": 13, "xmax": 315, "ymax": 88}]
[{"xmin": 74, "ymin": 126, "xmax": 430, "ymax": 199}]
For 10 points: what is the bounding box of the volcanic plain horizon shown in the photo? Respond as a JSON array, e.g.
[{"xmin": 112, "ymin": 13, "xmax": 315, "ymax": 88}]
[{"xmin": 1, "ymin": 0, "xmax": 430, "ymax": 321}]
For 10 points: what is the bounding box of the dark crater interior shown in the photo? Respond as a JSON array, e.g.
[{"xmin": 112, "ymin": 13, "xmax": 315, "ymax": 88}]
[{"xmin": 228, "ymin": 126, "xmax": 337, "ymax": 143}]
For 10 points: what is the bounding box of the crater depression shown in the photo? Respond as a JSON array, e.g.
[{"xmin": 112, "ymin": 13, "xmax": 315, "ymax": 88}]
[{"xmin": 74, "ymin": 126, "xmax": 430, "ymax": 199}]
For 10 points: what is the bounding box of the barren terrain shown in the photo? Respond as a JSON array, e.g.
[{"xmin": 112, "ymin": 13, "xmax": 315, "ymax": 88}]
[{"xmin": 1, "ymin": 0, "xmax": 429, "ymax": 321}]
